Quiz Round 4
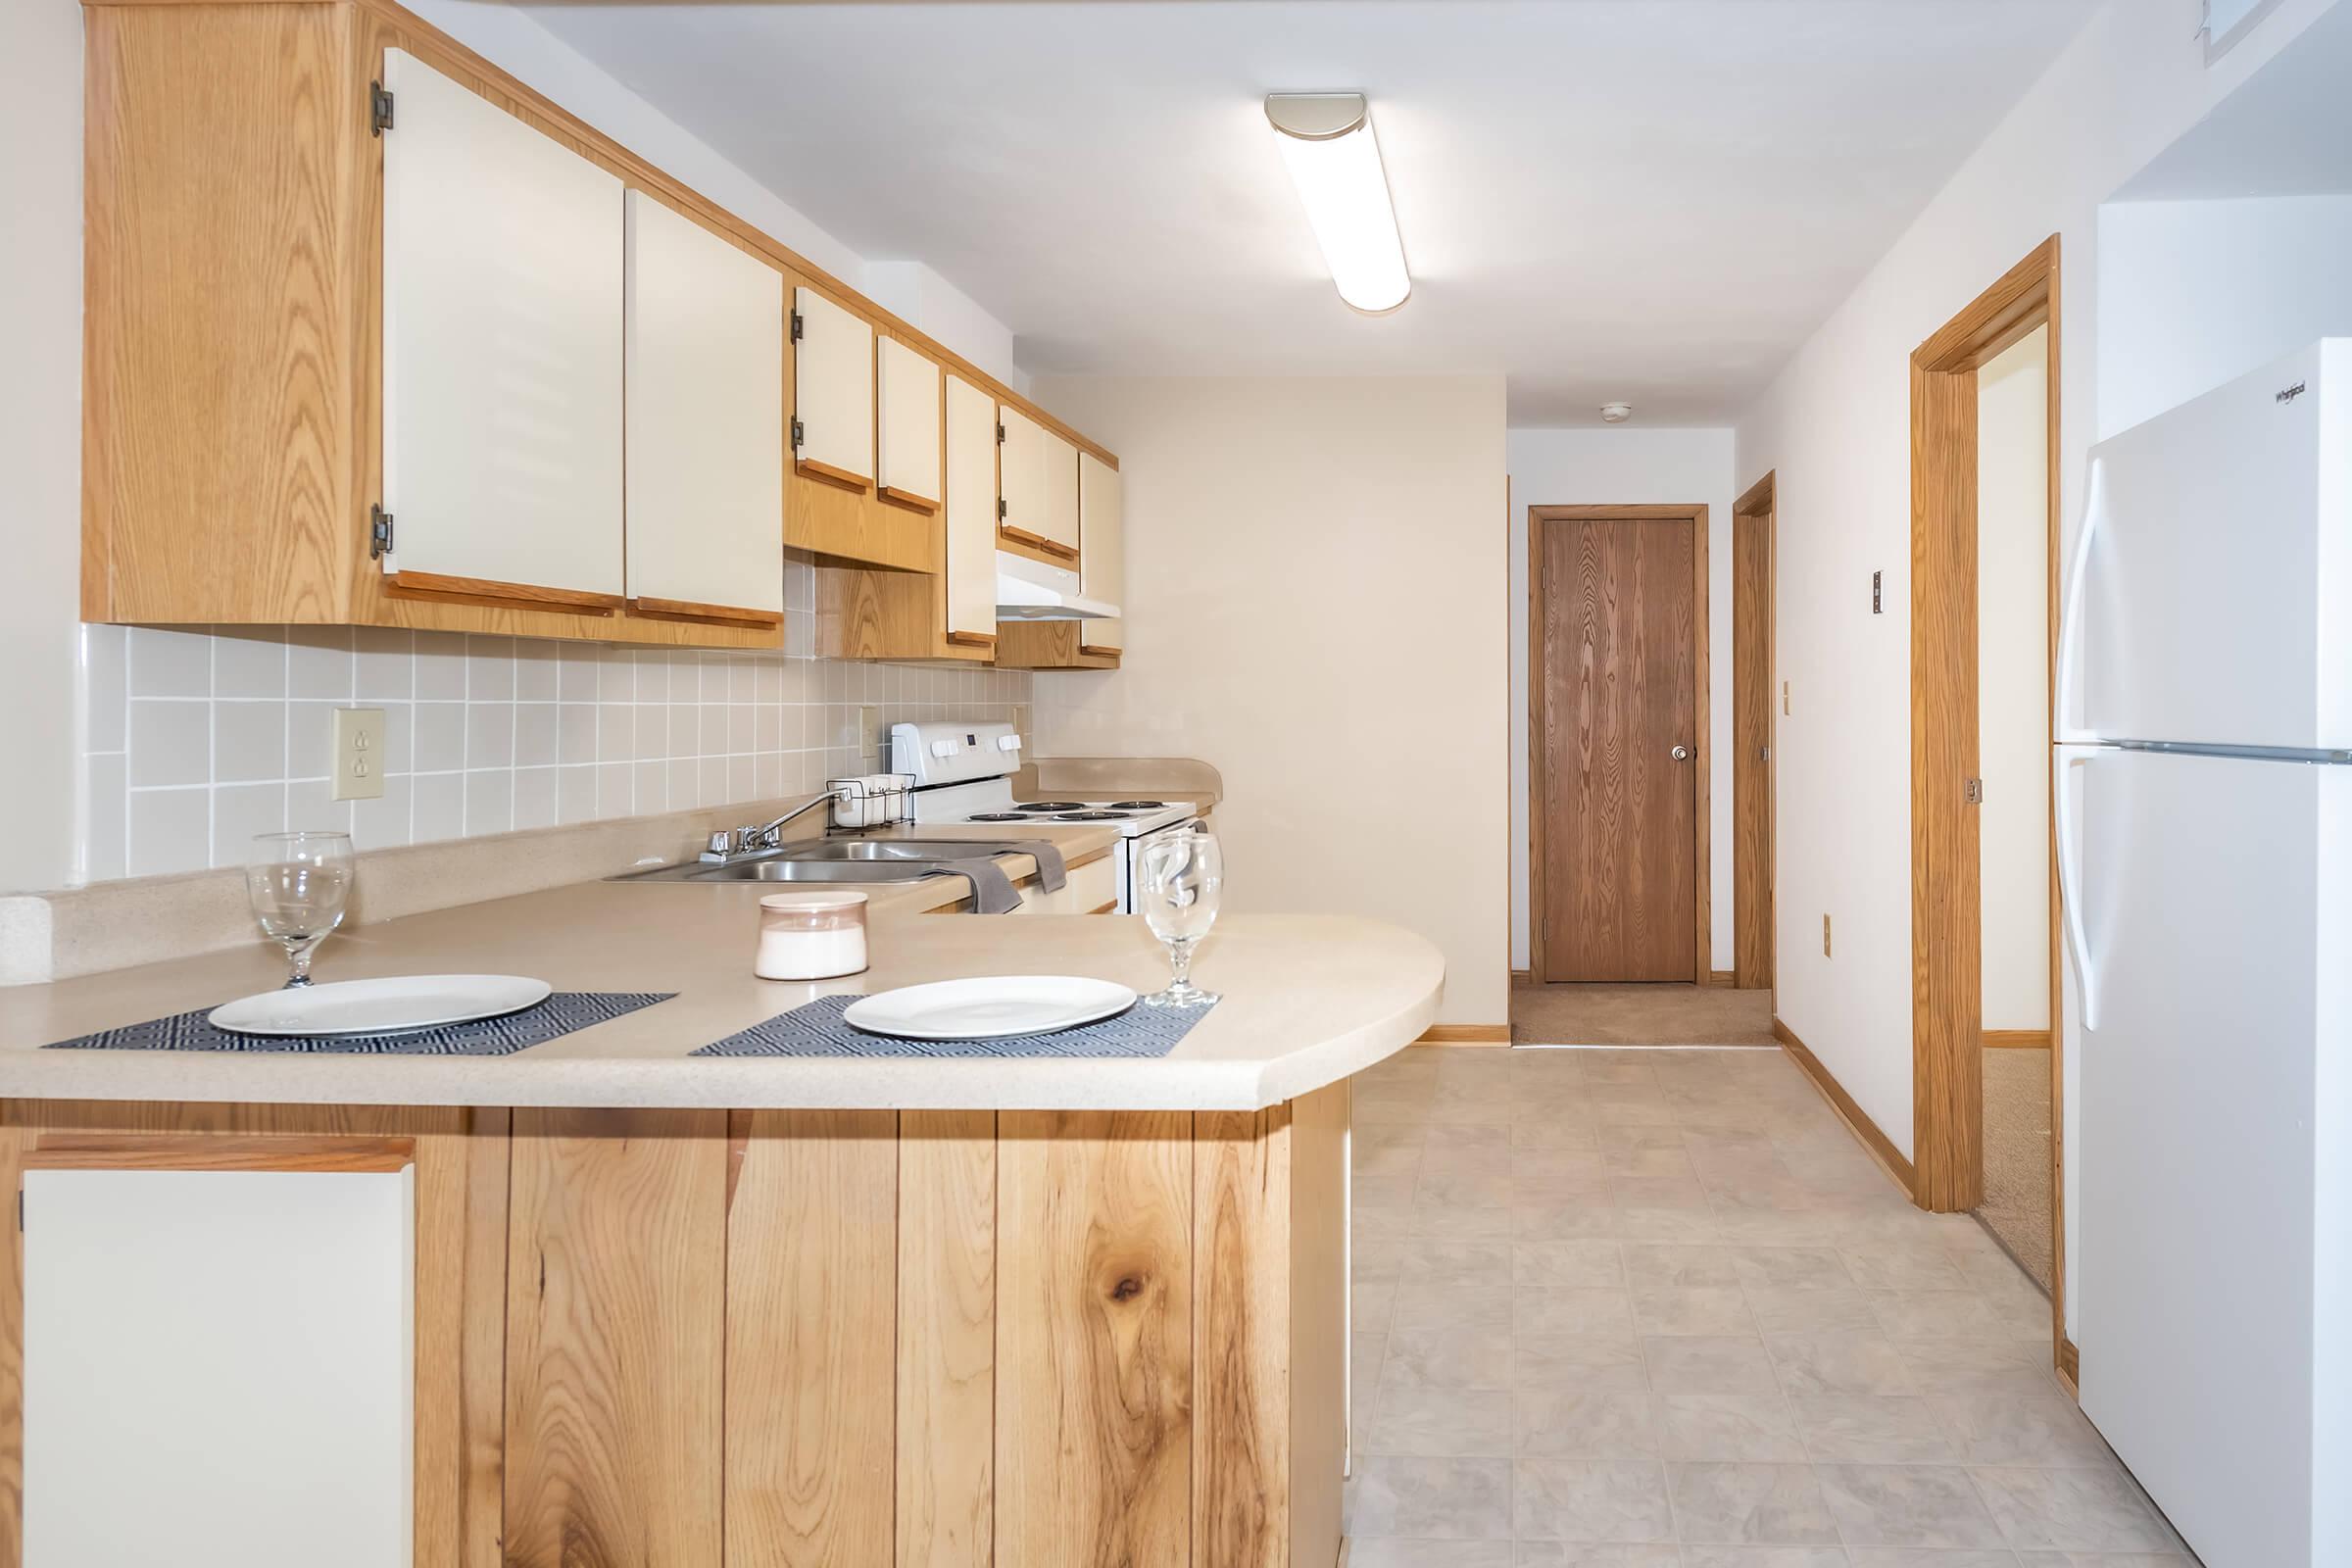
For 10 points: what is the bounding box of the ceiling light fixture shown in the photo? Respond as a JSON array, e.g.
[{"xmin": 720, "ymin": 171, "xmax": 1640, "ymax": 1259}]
[
  {"xmin": 1600, "ymin": 402, "xmax": 1634, "ymax": 424},
  {"xmin": 1265, "ymin": 92, "xmax": 1410, "ymax": 316}
]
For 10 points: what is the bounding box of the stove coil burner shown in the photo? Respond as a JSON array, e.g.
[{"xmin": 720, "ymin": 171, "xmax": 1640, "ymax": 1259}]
[
  {"xmin": 1016, "ymin": 802, "xmax": 1086, "ymax": 812},
  {"xmin": 1054, "ymin": 810, "xmax": 1133, "ymax": 821},
  {"xmin": 1108, "ymin": 800, "xmax": 1168, "ymax": 809},
  {"xmin": 966, "ymin": 812, "xmax": 1029, "ymax": 822}
]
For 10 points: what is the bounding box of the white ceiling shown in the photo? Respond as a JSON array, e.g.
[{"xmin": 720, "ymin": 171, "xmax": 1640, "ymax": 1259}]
[{"xmin": 518, "ymin": 0, "xmax": 2099, "ymax": 425}]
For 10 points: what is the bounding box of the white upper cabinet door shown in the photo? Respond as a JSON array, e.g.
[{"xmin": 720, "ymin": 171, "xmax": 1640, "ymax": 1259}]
[
  {"xmin": 1078, "ymin": 451, "xmax": 1125, "ymax": 651},
  {"xmin": 1040, "ymin": 427, "xmax": 1081, "ymax": 555},
  {"xmin": 792, "ymin": 287, "xmax": 874, "ymax": 487},
  {"xmin": 997, "ymin": 403, "xmax": 1045, "ymax": 545},
  {"xmin": 945, "ymin": 375, "xmax": 998, "ymax": 643},
  {"xmin": 876, "ymin": 337, "xmax": 943, "ymax": 513},
  {"xmin": 622, "ymin": 192, "xmax": 784, "ymax": 619},
  {"xmin": 380, "ymin": 49, "xmax": 624, "ymax": 601}
]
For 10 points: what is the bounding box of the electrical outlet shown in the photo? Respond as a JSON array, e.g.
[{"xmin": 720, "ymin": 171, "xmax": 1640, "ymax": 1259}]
[
  {"xmin": 1823, "ymin": 914, "xmax": 1833, "ymax": 958},
  {"xmin": 858, "ymin": 706, "xmax": 879, "ymax": 750},
  {"xmin": 331, "ymin": 708, "xmax": 386, "ymax": 801}
]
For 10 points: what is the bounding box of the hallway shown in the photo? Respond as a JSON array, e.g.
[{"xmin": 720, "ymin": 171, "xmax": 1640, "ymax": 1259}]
[
  {"xmin": 1346, "ymin": 1045, "xmax": 2192, "ymax": 1562},
  {"xmin": 1510, "ymin": 980, "xmax": 1778, "ymax": 1047}
]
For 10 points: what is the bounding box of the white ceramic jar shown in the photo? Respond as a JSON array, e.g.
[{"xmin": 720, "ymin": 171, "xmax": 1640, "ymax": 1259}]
[{"xmin": 754, "ymin": 890, "xmax": 870, "ymax": 979}]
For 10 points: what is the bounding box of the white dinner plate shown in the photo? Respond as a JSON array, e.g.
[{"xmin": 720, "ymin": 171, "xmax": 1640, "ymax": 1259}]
[
  {"xmin": 208, "ymin": 975, "xmax": 554, "ymax": 1038},
  {"xmin": 843, "ymin": 976, "xmax": 1137, "ymax": 1040}
]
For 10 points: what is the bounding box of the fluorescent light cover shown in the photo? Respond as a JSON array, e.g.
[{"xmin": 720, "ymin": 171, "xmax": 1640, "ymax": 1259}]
[{"xmin": 1267, "ymin": 93, "xmax": 1409, "ymax": 314}]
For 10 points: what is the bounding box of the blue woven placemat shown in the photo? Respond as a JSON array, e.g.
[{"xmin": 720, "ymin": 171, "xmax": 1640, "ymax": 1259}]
[
  {"xmin": 693, "ymin": 993, "xmax": 1217, "ymax": 1058},
  {"xmin": 39, "ymin": 991, "xmax": 675, "ymax": 1056}
]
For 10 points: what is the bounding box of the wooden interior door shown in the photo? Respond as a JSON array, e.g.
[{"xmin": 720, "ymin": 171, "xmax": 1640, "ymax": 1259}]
[
  {"xmin": 1733, "ymin": 495, "xmax": 1776, "ymax": 990},
  {"xmin": 1537, "ymin": 514, "xmax": 1699, "ymax": 981}
]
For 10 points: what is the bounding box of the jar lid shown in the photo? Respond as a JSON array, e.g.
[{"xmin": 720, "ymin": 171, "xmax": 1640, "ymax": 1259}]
[{"xmin": 759, "ymin": 890, "xmax": 869, "ymax": 911}]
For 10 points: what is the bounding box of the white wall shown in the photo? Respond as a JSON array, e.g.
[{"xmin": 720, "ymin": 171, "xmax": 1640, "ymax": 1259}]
[
  {"xmin": 1977, "ymin": 328, "xmax": 2050, "ymax": 1033},
  {"xmin": 1029, "ymin": 376, "xmax": 1511, "ymax": 1028},
  {"xmin": 1505, "ymin": 428, "xmax": 1736, "ymax": 974},
  {"xmin": 1729, "ymin": 0, "xmax": 2345, "ymax": 1340},
  {"xmin": 0, "ymin": 0, "xmax": 1030, "ymax": 895},
  {"xmin": 2098, "ymin": 193, "xmax": 2352, "ymax": 437}
]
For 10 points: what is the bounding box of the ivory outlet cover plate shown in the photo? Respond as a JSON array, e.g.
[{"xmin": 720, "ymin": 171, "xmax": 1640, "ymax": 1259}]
[{"xmin": 331, "ymin": 708, "xmax": 387, "ymax": 801}]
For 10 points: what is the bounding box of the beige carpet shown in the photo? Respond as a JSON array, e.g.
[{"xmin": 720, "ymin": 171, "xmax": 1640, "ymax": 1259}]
[
  {"xmin": 1980, "ymin": 1045, "xmax": 2056, "ymax": 1292},
  {"xmin": 1510, "ymin": 979, "xmax": 1777, "ymax": 1046}
]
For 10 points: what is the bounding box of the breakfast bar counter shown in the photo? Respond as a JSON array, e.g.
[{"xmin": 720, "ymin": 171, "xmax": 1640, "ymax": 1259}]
[{"xmin": 0, "ymin": 870, "xmax": 1439, "ymax": 1568}]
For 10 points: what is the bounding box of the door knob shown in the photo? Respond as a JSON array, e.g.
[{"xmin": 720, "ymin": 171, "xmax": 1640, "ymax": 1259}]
[{"xmin": 1671, "ymin": 745, "xmax": 1690, "ymax": 761}]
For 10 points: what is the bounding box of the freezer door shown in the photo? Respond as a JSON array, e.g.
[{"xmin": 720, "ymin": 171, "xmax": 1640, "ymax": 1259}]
[
  {"xmin": 2076, "ymin": 748, "xmax": 2351, "ymax": 1567},
  {"xmin": 2080, "ymin": 339, "xmax": 2351, "ymax": 750}
]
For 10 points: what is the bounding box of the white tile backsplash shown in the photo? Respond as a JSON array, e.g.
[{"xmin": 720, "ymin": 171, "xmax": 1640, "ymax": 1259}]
[{"xmin": 84, "ymin": 619, "xmax": 1031, "ymax": 881}]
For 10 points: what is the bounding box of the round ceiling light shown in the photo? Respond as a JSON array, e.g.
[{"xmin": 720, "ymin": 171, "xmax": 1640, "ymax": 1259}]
[{"xmin": 1599, "ymin": 402, "xmax": 1635, "ymax": 423}]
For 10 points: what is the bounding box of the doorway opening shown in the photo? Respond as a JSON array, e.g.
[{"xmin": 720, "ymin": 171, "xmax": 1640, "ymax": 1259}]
[{"xmin": 1908, "ymin": 235, "xmax": 2068, "ymax": 1372}]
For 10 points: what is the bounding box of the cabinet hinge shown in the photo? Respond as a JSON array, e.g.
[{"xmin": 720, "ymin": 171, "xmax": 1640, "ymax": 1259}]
[
  {"xmin": 996, "ymin": 422, "xmax": 1006, "ymax": 446},
  {"xmin": 789, "ymin": 311, "xmax": 804, "ymax": 344},
  {"xmin": 997, "ymin": 498, "xmax": 1007, "ymax": 520},
  {"xmin": 1964, "ymin": 777, "xmax": 1985, "ymax": 805},
  {"xmin": 369, "ymin": 81, "xmax": 395, "ymax": 136},
  {"xmin": 789, "ymin": 416, "xmax": 805, "ymax": 452},
  {"xmin": 369, "ymin": 504, "xmax": 395, "ymax": 560}
]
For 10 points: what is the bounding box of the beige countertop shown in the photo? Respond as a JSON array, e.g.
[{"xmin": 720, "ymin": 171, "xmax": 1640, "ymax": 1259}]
[{"xmin": 0, "ymin": 832, "xmax": 1441, "ymax": 1111}]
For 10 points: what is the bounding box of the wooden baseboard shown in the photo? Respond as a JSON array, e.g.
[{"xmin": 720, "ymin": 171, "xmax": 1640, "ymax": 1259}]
[
  {"xmin": 1983, "ymin": 1029, "xmax": 2052, "ymax": 1050},
  {"xmin": 1772, "ymin": 1017, "xmax": 1917, "ymax": 1200},
  {"xmin": 1705, "ymin": 969, "xmax": 1737, "ymax": 988},
  {"xmin": 1509, "ymin": 968, "xmax": 1533, "ymax": 984},
  {"xmin": 1415, "ymin": 1024, "xmax": 1511, "ymax": 1047},
  {"xmin": 2056, "ymin": 1337, "xmax": 2080, "ymax": 1396}
]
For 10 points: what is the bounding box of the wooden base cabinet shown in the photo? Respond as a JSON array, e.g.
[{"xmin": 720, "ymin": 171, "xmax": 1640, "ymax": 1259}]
[{"xmin": 1, "ymin": 1089, "xmax": 1347, "ymax": 1568}]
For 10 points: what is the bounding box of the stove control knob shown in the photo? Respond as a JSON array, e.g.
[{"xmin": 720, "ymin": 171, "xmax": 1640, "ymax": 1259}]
[
  {"xmin": 996, "ymin": 735, "xmax": 1021, "ymax": 752},
  {"xmin": 930, "ymin": 739, "xmax": 959, "ymax": 759}
]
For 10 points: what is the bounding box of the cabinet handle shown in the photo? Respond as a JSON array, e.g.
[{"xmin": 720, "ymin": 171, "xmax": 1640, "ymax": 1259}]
[
  {"xmin": 387, "ymin": 571, "xmax": 622, "ymax": 615},
  {"xmin": 795, "ymin": 457, "xmax": 872, "ymax": 494},
  {"xmin": 1000, "ymin": 524, "xmax": 1079, "ymax": 562},
  {"xmin": 626, "ymin": 596, "xmax": 784, "ymax": 628},
  {"xmin": 877, "ymin": 485, "xmax": 940, "ymax": 514}
]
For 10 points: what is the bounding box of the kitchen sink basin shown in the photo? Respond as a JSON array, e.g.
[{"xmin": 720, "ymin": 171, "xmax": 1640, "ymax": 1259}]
[
  {"xmin": 682, "ymin": 859, "xmax": 946, "ymax": 884},
  {"xmin": 609, "ymin": 838, "xmax": 1062, "ymax": 915},
  {"xmin": 776, "ymin": 840, "xmax": 1014, "ymax": 862}
]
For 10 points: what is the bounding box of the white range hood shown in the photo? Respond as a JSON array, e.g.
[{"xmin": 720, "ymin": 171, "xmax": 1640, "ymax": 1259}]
[{"xmin": 995, "ymin": 549, "xmax": 1117, "ymax": 620}]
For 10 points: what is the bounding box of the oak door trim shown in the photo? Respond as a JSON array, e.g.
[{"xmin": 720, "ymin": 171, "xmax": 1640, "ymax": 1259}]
[
  {"xmin": 1732, "ymin": 473, "xmax": 1776, "ymax": 993},
  {"xmin": 1907, "ymin": 233, "xmax": 2063, "ymax": 1339},
  {"xmin": 1527, "ymin": 503, "xmax": 1712, "ymax": 985}
]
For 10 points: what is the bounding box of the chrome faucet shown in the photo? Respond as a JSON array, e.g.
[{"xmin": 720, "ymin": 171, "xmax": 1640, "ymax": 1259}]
[{"xmin": 701, "ymin": 791, "xmax": 839, "ymax": 863}]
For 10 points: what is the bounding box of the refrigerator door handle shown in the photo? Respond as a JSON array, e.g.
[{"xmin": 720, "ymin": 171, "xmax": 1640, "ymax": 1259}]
[
  {"xmin": 2054, "ymin": 743, "xmax": 2103, "ymax": 1030},
  {"xmin": 2055, "ymin": 455, "xmax": 2106, "ymax": 743}
]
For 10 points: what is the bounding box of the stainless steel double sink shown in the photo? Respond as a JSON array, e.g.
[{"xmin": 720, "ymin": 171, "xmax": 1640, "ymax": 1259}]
[{"xmin": 610, "ymin": 838, "xmax": 1064, "ymax": 915}]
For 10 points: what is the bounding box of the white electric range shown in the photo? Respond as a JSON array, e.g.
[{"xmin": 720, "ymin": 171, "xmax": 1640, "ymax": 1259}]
[{"xmin": 887, "ymin": 721, "xmax": 1200, "ymax": 913}]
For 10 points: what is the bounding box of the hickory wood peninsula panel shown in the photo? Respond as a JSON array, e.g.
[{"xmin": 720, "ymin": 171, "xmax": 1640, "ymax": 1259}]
[
  {"xmin": 0, "ymin": 1089, "xmax": 1348, "ymax": 1568},
  {"xmin": 79, "ymin": 0, "xmax": 1117, "ymax": 651}
]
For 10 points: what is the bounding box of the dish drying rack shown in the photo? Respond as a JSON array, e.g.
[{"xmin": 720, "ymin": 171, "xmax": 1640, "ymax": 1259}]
[{"xmin": 827, "ymin": 773, "xmax": 915, "ymax": 831}]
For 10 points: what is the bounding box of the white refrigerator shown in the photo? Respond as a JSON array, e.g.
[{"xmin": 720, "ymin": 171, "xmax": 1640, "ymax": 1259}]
[{"xmin": 2060, "ymin": 339, "xmax": 2351, "ymax": 1568}]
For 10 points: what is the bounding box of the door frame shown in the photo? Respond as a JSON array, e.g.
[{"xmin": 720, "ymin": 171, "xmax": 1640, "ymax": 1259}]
[
  {"xmin": 1908, "ymin": 236, "xmax": 2068, "ymax": 1358},
  {"xmin": 1731, "ymin": 472, "xmax": 1776, "ymax": 993},
  {"xmin": 1527, "ymin": 504, "xmax": 1712, "ymax": 986}
]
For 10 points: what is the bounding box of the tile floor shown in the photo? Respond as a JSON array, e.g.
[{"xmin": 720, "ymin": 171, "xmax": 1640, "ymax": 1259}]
[{"xmin": 1344, "ymin": 1045, "xmax": 2196, "ymax": 1565}]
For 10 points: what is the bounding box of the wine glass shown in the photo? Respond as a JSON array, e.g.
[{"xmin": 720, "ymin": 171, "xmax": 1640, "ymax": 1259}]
[
  {"xmin": 1137, "ymin": 829, "xmax": 1222, "ymax": 1008},
  {"xmin": 245, "ymin": 831, "xmax": 355, "ymax": 988}
]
